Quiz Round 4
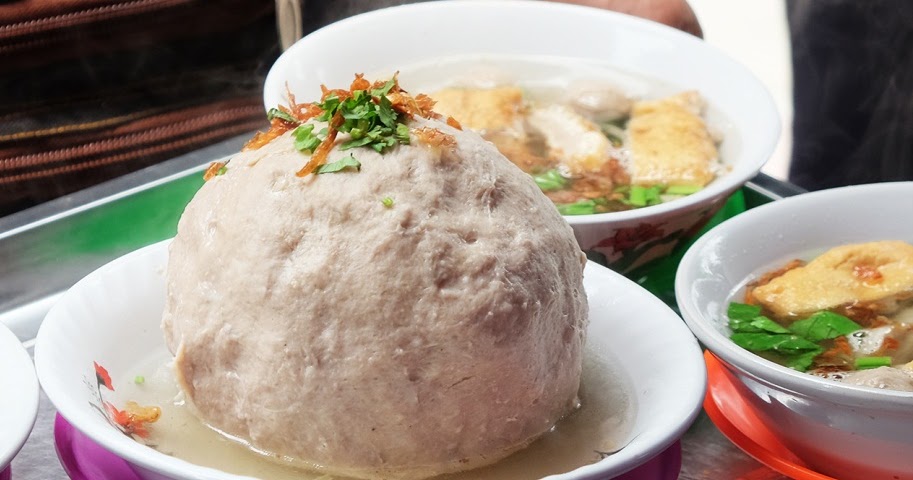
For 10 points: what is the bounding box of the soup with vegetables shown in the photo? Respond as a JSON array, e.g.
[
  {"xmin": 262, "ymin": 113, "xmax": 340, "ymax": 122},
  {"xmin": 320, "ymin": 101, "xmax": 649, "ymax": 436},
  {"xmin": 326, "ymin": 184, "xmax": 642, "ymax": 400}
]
[
  {"xmin": 727, "ymin": 241, "xmax": 913, "ymax": 391},
  {"xmin": 399, "ymin": 57, "xmax": 725, "ymax": 215}
]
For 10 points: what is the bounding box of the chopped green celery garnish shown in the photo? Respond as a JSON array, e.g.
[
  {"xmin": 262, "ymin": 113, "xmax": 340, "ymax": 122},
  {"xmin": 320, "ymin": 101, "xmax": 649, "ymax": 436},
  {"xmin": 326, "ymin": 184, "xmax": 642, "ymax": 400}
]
[
  {"xmin": 628, "ymin": 185, "xmax": 663, "ymax": 207},
  {"xmin": 533, "ymin": 170, "xmax": 569, "ymax": 191},
  {"xmin": 134, "ymin": 375, "xmax": 145, "ymax": 385},
  {"xmin": 665, "ymin": 184, "xmax": 703, "ymax": 195},
  {"xmin": 266, "ymin": 107, "xmax": 300, "ymax": 124},
  {"xmin": 293, "ymin": 124, "xmax": 321, "ymax": 153},
  {"xmin": 382, "ymin": 196, "xmax": 394, "ymax": 208},
  {"xmin": 395, "ymin": 123, "xmax": 411, "ymax": 144},
  {"xmin": 855, "ymin": 356, "xmax": 892, "ymax": 370},
  {"xmin": 315, "ymin": 155, "xmax": 361, "ymax": 174},
  {"xmin": 556, "ymin": 200, "xmax": 597, "ymax": 215}
]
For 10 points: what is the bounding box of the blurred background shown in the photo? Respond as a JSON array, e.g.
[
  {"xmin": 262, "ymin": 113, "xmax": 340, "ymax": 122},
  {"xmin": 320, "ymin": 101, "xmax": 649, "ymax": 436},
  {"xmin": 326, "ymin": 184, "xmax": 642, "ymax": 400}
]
[
  {"xmin": 5, "ymin": 0, "xmax": 911, "ymax": 217},
  {"xmin": 690, "ymin": 0, "xmax": 792, "ymax": 181}
]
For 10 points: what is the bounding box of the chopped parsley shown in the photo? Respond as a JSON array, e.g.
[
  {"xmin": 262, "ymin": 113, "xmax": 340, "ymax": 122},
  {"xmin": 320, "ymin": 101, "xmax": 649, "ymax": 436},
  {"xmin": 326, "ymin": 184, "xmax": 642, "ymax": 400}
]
[
  {"xmin": 382, "ymin": 196, "xmax": 395, "ymax": 208},
  {"xmin": 318, "ymin": 87, "xmax": 410, "ymax": 155},
  {"xmin": 287, "ymin": 80, "xmax": 411, "ymax": 171},
  {"xmin": 267, "ymin": 107, "xmax": 300, "ymax": 124},
  {"xmin": 315, "ymin": 155, "xmax": 361, "ymax": 174},
  {"xmin": 293, "ymin": 124, "xmax": 321, "ymax": 153}
]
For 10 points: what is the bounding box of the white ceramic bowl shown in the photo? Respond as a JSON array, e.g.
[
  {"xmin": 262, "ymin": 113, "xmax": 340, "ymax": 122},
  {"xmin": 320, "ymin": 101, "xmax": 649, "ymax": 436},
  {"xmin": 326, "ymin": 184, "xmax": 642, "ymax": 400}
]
[
  {"xmin": 676, "ymin": 182, "xmax": 913, "ymax": 480},
  {"xmin": 263, "ymin": 0, "xmax": 780, "ymax": 272},
  {"xmin": 0, "ymin": 323, "xmax": 39, "ymax": 471},
  {"xmin": 36, "ymin": 239, "xmax": 705, "ymax": 480}
]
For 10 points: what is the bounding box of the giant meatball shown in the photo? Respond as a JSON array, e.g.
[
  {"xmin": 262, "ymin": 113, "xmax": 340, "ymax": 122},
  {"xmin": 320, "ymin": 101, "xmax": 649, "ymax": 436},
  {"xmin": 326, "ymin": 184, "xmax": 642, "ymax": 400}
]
[{"xmin": 162, "ymin": 116, "xmax": 588, "ymax": 479}]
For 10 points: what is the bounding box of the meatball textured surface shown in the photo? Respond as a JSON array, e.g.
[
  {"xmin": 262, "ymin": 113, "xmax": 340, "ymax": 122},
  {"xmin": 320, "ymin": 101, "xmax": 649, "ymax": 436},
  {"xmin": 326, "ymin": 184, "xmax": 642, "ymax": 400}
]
[{"xmin": 162, "ymin": 117, "xmax": 588, "ymax": 479}]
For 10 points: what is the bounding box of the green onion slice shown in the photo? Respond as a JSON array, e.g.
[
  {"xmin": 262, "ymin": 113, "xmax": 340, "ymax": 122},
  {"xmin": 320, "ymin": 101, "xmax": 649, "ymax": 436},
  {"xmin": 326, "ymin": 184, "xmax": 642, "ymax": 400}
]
[
  {"xmin": 556, "ymin": 199, "xmax": 597, "ymax": 216},
  {"xmin": 665, "ymin": 184, "xmax": 702, "ymax": 195},
  {"xmin": 533, "ymin": 170, "xmax": 569, "ymax": 191},
  {"xmin": 628, "ymin": 185, "xmax": 663, "ymax": 207},
  {"xmin": 855, "ymin": 356, "xmax": 892, "ymax": 370}
]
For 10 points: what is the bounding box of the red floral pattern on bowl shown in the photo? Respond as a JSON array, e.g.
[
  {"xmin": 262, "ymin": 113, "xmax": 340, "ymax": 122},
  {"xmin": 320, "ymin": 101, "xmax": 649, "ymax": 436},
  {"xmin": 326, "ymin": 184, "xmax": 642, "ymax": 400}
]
[{"xmin": 569, "ymin": 189, "xmax": 733, "ymax": 272}]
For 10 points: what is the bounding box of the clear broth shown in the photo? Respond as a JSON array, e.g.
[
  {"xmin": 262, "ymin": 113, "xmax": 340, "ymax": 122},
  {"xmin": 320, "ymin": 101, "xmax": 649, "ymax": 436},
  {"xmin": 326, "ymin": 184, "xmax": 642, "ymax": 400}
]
[{"xmin": 119, "ymin": 349, "xmax": 636, "ymax": 480}]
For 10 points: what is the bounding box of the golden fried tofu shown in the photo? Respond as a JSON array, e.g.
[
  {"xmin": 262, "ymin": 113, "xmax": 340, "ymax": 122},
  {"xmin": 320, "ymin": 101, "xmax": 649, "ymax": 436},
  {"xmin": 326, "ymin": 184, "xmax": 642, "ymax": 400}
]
[
  {"xmin": 753, "ymin": 241, "xmax": 913, "ymax": 318},
  {"xmin": 430, "ymin": 86, "xmax": 525, "ymax": 133},
  {"xmin": 627, "ymin": 91, "xmax": 718, "ymax": 187},
  {"xmin": 526, "ymin": 104, "xmax": 611, "ymax": 174}
]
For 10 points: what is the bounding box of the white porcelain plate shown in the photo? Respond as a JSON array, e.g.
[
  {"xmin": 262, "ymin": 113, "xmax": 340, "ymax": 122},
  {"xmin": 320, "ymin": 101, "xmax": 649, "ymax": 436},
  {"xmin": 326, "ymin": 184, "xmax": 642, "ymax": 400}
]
[
  {"xmin": 0, "ymin": 323, "xmax": 39, "ymax": 470},
  {"xmin": 36, "ymin": 240, "xmax": 705, "ymax": 480}
]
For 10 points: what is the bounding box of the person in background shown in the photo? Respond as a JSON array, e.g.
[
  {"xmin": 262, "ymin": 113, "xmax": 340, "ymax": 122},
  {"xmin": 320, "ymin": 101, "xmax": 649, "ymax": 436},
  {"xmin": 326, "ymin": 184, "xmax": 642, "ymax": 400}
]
[
  {"xmin": 788, "ymin": 0, "xmax": 913, "ymax": 190},
  {"xmin": 0, "ymin": 0, "xmax": 699, "ymax": 217},
  {"xmin": 280, "ymin": 0, "xmax": 700, "ymax": 46}
]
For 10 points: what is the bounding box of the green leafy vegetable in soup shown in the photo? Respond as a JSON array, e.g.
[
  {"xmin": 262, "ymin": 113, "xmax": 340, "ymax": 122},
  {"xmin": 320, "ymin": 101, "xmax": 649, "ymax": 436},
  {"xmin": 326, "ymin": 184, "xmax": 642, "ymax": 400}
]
[{"xmin": 727, "ymin": 242, "xmax": 913, "ymax": 382}]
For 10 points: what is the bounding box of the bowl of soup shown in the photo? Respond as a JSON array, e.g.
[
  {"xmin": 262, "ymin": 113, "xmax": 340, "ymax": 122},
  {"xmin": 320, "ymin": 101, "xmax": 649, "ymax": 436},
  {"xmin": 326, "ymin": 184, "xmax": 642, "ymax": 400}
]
[
  {"xmin": 36, "ymin": 75, "xmax": 706, "ymax": 480},
  {"xmin": 36, "ymin": 241, "xmax": 706, "ymax": 480},
  {"xmin": 676, "ymin": 182, "xmax": 913, "ymax": 480},
  {"xmin": 263, "ymin": 0, "xmax": 780, "ymax": 271}
]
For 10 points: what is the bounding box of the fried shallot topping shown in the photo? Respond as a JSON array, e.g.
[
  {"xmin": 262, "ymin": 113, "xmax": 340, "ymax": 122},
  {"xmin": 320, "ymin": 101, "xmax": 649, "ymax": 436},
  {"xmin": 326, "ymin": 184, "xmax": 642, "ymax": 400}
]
[
  {"xmin": 411, "ymin": 127, "xmax": 456, "ymax": 149},
  {"xmin": 243, "ymin": 103, "xmax": 303, "ymax": 152},
  {"xmin": 297, "ymin": 111, "xmax": 343, "ymax": 177},
  {"xmin": 242, "ymin": 74, "xmax": 458, "ymax": 177},
  {"xmin": 203, "ymin": 161, "xmax": 227, "ymax": 181},
  {"xmin": 446, "ymin": 116, "xmax": 463, "ymax": 130}
]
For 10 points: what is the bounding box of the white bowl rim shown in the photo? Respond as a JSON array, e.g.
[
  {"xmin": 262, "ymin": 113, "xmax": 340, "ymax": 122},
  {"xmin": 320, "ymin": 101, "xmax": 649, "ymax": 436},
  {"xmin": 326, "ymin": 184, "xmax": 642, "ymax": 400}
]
[
  {"xmin": 35, "ymin": 241, "xmax": 256, "ymax": 480},
  {"xmin": 0, "ymin": 322, "xmax": 40, "ymax": 469},
  {"xmin": 676, "ymin": 181, "xmax": 913, "ymax": 411},
  {"xmin": 264, "ymin": 0, "xmax": 781, "ymax": 225},
  {"xmin": 35, "ymin": 240, "xmax": 707, "ymax": 480}
]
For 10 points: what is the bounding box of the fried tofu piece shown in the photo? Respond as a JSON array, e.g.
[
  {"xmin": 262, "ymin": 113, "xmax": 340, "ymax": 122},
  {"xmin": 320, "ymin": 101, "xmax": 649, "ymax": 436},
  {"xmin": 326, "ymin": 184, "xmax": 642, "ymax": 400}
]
[
  {"xmin": 627, "ymin": 91, "xmax": 718, "ymax": 187},
  {"xmin": 430, "ymin": 87, "xmax": 525, "ymax": 133},
  {"xmin": 526, "ymin": 104, "xmax": 611, "ymax": 174},
  {"xmin": 485, "ymin": 131, "xmax": 552, "ymax": 173},
  {"xmin": 753, "ymin": 241, "xmax": 913, "ymax": 318}
]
